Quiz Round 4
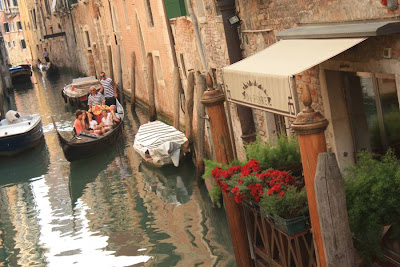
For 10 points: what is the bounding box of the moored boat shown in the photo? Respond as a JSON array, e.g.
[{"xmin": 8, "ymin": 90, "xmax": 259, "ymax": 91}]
[
  {"xmin": 53, "ymin": 99, "xmax": 124, "ymax": 162},
  {"xmin": 133, "ymin": 121, "xmax": 189, "ymax": 167},
  {"xmin": 62, "ymin": 76, "xmax": 101, "ymax": 107},
  {"xmin": 9, "ymin": 64, "xmax": 32, "ymax": 83},
  {"xmin": 0, "ymin": 111, "xmax": 43, "ymax": 156}
]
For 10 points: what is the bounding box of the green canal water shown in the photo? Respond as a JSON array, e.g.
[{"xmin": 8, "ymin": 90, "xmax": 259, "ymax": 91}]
[{"xmin": 0, "ymin": 71, "xmax": 236, "ymax": 266}]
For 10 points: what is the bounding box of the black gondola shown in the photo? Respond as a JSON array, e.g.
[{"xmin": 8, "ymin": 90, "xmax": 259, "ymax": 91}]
[{"xmin": 53, "ymin": 99, "xmax": 124, "ymax": 162}]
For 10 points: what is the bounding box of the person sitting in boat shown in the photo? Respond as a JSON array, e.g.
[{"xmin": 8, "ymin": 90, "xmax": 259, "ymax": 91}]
[
  {"xmin": 88, "ymin": 86, "xmax": 105, "ymax": 111},
  {"xmin": 87, "ymin": 111, "xmax": 107, "ymax": 135},
  {"xmin": 109, "ymin": 105, "xmax": 120, "ymax": 123},
  {"xmin": 74, "ymin": 110, "xmax": 85, "ymax": 135},
  {"xmin": 101, "ymin": 109, "xmax": 114, "ymax": 131},
  {"xmin": 81, "ymin": 111, "xmax": 90, "ymax": 131}
]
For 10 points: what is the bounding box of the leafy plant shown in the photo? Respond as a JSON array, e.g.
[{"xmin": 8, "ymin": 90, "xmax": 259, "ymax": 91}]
[
  {"xmin": 245, "ymin": 135, "xmax": 301, "ymax": 170},
  {"xmin": 345, "ymin": 149, "xmax": 400, "ymax": 265},
  {"xmin": 260, "ymin": 186, "xmax": 308, "ymax": 219}
]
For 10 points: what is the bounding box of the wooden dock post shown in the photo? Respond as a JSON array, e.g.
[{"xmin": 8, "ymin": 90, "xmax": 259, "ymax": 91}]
[
  {"xmin": 147, "ymin": 53, "xmax": 156, "ymax": 121},
  {"xmin": 315, "ymin": 153, "xmax": 356, "ymax": 267},
  {"xmin": 173, "ymin": 66, "xmax": 181, "ymax": 130},
  {"xmin": 130, "ymin": 52, "xmax": 136, "ymax": 109},
  {"xmin": 185, "ymin": 70, "xmax": 195, "ymax": 143},
  {"xmin": 291, "ymin": 87, "xmax": 329, "ymax": 267},
  {"xmin": 195, "ymin": 72, "xmax": 206, "ymax": 180},
  {"xmin": 201, "ymin": 73, "xmax": 253, "ymax": 267}
]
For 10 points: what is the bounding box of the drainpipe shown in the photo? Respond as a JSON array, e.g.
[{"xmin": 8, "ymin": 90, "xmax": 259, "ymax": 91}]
[
  {"xmin": 184, "ymin": 0, "xmax": 207, "ymax": 72},
  {"xmin": 215, "ymin": 0, "xmax": 256, "ymax": 144}
]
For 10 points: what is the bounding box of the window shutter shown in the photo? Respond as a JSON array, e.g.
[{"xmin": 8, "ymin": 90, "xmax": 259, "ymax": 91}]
[{"xmin": 165, "ymin": 0, "xmax": 187, "ymax": 19}]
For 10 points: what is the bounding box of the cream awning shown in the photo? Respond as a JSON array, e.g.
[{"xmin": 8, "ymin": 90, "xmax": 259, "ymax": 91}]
[{"xmin": 223, "ymin": 38, "xmax": 366, "ymax": 117}]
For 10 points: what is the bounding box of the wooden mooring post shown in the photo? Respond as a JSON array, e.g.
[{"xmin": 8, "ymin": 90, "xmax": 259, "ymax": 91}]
[
  {"xmin": 291, "ymin": 87, "xmax": 355, "ymax": 266},
  {"xmin": 195, "ymin": 72, "xmax": 205, "ymax": 181},
  {"xmin": 185, "ymin": 70, "xmax": 195, "ymax": 144},
  {"xmin": 130, "ymin": 52, "xmax": 136, "ymax": 109},
  {"xmin": 201, "ymin": 73, "xmax": 253, "ymax": 267},
  {"xmin": 315, "ymin": 153, "xmax": 356, "ymax": 266},
  {"xmin": 146, "ymin": 52, "xmax": 156, "ymax": 121}
]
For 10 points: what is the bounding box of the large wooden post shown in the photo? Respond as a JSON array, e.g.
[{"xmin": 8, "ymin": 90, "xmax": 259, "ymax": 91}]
[
  {"xmin": 195, "ymin": 72, "xmax": 206, "ymax": 180},
  {"xmin": 130, "ymin": 52, "xmax": 136, "ymax": 109},
  {"xmin": 291, "ymin": 87, "xmax": 329, "ymax": 267},
  {"xmin": 201, "ymin": 73, "xmax": 253, "ymax": 267},
  {"xmin": 185, "ymin": 70, "xmax": 195, "ymax": 143},
  {"xmin": 147, "ymin": 53, "xmax": 156, "ymax": 121}
]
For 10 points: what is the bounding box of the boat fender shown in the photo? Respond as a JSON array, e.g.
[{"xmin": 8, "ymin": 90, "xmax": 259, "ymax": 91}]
[{"xmin": 6, "ymin": 110, "xmax": 20, "ymax": 123}]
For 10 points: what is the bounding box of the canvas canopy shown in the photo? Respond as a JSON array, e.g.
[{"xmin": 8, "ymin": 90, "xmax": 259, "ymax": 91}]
[{"xmin": 222, "ymin": 38, "xmax": 366, "ymax": 117}]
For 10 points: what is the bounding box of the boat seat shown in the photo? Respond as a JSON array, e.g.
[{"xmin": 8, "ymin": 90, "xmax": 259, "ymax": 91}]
[{"xmin": 79, "ymin": 132, "xmax": 99, "ymax": 139}]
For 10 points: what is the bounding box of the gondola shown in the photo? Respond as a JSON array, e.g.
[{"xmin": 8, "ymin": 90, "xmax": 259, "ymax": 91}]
[
  {"xmin": 53, "ymin": 99, "xmax": 124, "ymax": 162},
  {"xmin": 61, "ymin": 76, "xmax": 101, "ymax": 107}
]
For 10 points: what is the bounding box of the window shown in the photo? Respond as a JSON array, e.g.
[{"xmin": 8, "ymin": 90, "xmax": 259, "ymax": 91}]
[
  {"xmin": 17, "ymin": 21, "xmax": 22, "ymax": 31},
  {"xmin": 165, "ymin": 0, "xmax": 187, "ymax": 19},
  {"xmin": 12, "ymin": 0, "xmax": 17, "ymax": 7},
  {"xmin": 21, "ymin": 39, "xmax": 26, "ymax": 49},
  {"xmin": 7, "ymin": 41, "xmax": 11, "ymax": 48},
  {"xmin": 214, "ymin": 0, "xmax": 221, "ymax": 16},
  {"xmin": 85, "ymin": 31, "xmax": 91, "ymax": 48},
  {"xmin": 144, "ymin": 0, "xmax": 154, "ymax": 27},
  {"xmin": 3, "ymin": 22, "xmax": 9, "ymax": 33},
  {"xmin": 31, "ymin": 9, "xmax": 37, "ymax": 29},
  {"xmin": 44, "ymin": 0, "xmax": 51, "ymax": 15},
  {"xmin": 12, "ymin": 40, "xmax": 15, "ymax": 47},
  {"xmin": 0, "ymin": 0, "xmax": 3, "ymax": 11},
  {"xmin": 154, "ymin": 55, "xmax": 163, "ymax": 81}
]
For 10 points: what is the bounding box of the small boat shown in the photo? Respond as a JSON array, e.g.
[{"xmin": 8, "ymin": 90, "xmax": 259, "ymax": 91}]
[
  {"xmin": 53, "ymin": 99, "xmax": 124, "ymax": 162},
  {"xmin": 38, "ymin": 62, "xmax": 49, "ymax": 72},
  {"xmin": 133, "ymin": 121, "xmax": 189, "ymax": 167},
  {"xmin": 9, "ymin": 64, "xmax": 32, "ymax": 83},
  {"xmin": 0, "ymin": 111, "xmax": 43, "ymax": 156},
  {"xmin": 61, "ymin": 76, "xmax": 101, "ymax": 107}
]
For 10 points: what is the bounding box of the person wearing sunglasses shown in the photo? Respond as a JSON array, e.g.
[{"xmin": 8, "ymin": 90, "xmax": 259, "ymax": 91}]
[{"xmin": 99, "ymin": 72, "xmax": 118, "ymax": 106}]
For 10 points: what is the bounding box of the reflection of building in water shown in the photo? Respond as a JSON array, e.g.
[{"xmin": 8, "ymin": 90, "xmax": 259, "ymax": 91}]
[
  {"xmin": 127, "ymin": 146, "xmax": 235, "ymax": 266},
  {"xmin": 0, "ymin": 183, "xmax": 44, "ymax": 266},
  {"xmin": 140, "ymin": 162, "xmax": 190, "ymax": 205}
]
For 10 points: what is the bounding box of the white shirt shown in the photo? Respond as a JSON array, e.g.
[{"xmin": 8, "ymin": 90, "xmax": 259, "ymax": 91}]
[
  {"xmin": 102, "ymin": 113, "xmax": 113, "ymax": 126},
  {"xmin": 89, "ymin": 120, "xmax": 98, "ymax": 130}
]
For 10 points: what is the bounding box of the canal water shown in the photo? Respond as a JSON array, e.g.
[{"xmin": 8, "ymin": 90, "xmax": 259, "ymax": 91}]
[{"xmin": 0, "ymin": 71, "xmax": 236, "ymax": 266}]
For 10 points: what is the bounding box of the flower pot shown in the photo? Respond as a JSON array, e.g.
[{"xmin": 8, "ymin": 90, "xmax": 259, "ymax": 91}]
[{"xmin": 271, "ymin": 214, "xmax": 309, "ymax": 236}]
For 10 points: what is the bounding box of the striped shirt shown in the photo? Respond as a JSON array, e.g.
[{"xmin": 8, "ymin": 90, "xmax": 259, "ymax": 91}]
[
  {"xmin": 100, "ymin": 78, "xmax": 115, "ymax": 98},
  {"xmin": 88, "ymin": 92, "xmax": 105, "ymax": 106}
]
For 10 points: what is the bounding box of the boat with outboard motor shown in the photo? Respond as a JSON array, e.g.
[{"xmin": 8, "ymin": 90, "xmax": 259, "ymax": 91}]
[
  {"xmin": 0, "ymin": 110, "xmax": 43, "ymax": 156},
  {"xmin": 61, "ymin": 76, "xmax": 101, "ymax": 107},
  {"xmin": 9, "ymin": 64, "xmax": 32, "ymax": 83}
]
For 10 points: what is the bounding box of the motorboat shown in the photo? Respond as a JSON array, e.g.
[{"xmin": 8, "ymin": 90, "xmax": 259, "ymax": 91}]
[
  {"xmin": 133, "ymin": 121, "xmax": 189, "ymax": 167},
  {"xmin": 0, "ymin": 110, "xmax": 43, "ymax": 156},
  {"xmin": 9, "ymin": 64, "xmax": 32, "ymax": 83},
  {"xmin": 62, "ymin": 76, "xmax": 101, "ymax": 107}
]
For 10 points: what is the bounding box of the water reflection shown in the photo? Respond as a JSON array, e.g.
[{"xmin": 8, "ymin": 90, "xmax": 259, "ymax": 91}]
[{"xmin": 0, "ymin": 71, "xmax": 235, "ymax": 266}]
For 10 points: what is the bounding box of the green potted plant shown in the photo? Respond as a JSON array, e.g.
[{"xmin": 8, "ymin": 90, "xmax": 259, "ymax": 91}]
[
  {"xmin": 245, "ymin": 134, "xmax": 302, "ymax": 174},
  {"xmin": 260, "ymin": 186, "xmax": 309, "ymax": 236},
  {"xmin": 345, "ymin": 149, "xmax": 400, "ymax": 265}
]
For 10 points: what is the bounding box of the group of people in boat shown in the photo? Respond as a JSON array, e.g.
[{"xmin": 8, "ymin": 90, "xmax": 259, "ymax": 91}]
[{"xmin": 73, "ymin": 72, "xmax": 120, "ymax": 136}]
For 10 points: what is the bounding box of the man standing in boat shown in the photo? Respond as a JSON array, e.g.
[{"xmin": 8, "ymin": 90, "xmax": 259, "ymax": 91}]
[
  {"xmin": 43, "ymin": 48, "xmax": 50, "ymax": 64},
  {"xmin": 99, "ymin": 72, "xmax": 118, "ymax": 106}
]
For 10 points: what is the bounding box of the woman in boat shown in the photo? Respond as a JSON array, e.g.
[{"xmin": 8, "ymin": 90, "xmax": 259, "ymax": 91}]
[
  {"xmin": 74, "ymin": 110, "xmax": 85, "ymax": 135},
  {"xmin": 81, "ymin": 111, "xmax": 90, "ymax": 131},
  {"xmin": 109, "ymin": 105, "xmax": 120, "ymax": 123},
  {"xmin": 87, "ymin": 111, "xmax": 106, "ymax": 135},
  {"xmin": 101, "ymin": 109, "xmax": 113, "ymax": 131}
]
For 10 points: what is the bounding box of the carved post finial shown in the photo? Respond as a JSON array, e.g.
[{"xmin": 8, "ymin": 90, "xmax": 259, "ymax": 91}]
[
  {"xmin": 206, "ymin": 72, "xmax": 214, "ymax": 90},
  {"xmin": 302, "ymin": 87, "xmax": 313, "ymax": 113}
]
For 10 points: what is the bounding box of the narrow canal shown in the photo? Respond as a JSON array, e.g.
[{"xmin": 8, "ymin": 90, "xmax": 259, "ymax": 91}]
[{"xmin": 0, "ymin": 71, "xmax": 236, "ymax": 266}]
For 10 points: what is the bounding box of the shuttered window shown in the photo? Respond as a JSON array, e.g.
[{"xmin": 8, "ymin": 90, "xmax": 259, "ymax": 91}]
[{"xmin": 165, "ymin": 0, "xmax": 187, "ymax": 19}]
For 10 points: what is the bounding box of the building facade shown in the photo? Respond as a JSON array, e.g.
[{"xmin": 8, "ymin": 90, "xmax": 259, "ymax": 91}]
[{"xmin": 0, "ymin": 0, "xmax": 30, "ymax": 65}]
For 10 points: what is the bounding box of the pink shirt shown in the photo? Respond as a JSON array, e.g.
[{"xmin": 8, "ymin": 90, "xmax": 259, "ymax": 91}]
[{"xmin": 74, "ymin": 119, "xmax": 84, "ymax": 134}]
